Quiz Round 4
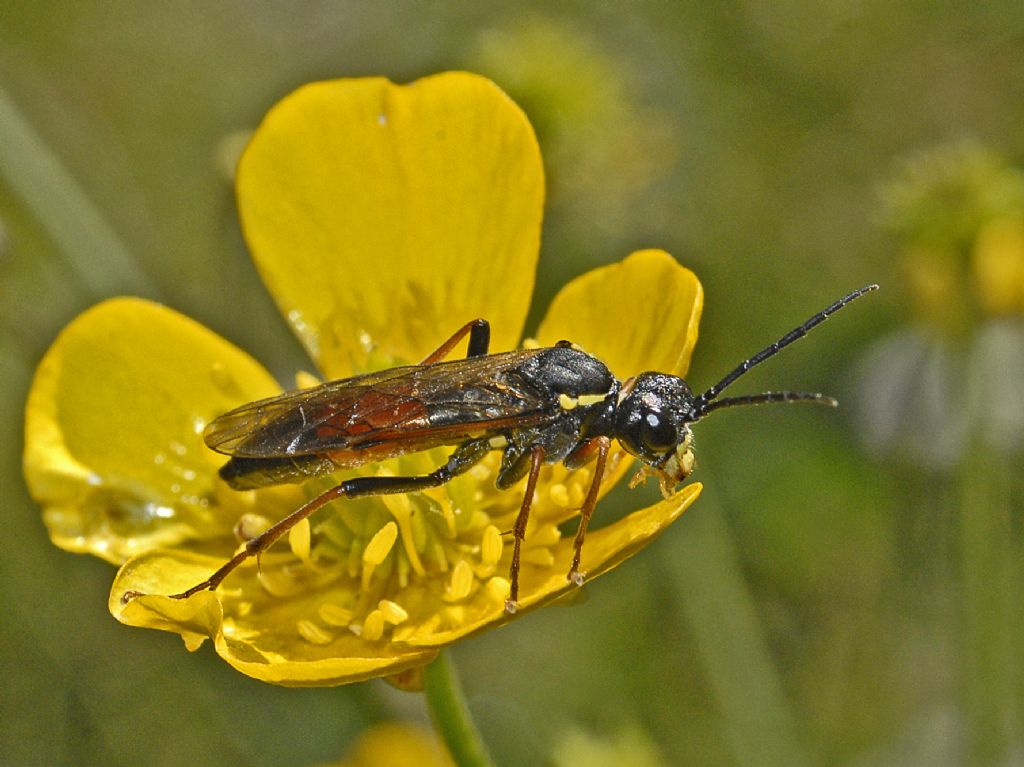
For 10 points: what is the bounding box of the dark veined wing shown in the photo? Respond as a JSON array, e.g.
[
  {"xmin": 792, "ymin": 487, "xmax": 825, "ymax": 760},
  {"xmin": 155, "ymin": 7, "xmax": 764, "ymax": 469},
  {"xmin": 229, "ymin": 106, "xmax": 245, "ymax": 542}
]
[{"xmin": 204, "ymin": 349, "xmax": 556, "ymax": 459}]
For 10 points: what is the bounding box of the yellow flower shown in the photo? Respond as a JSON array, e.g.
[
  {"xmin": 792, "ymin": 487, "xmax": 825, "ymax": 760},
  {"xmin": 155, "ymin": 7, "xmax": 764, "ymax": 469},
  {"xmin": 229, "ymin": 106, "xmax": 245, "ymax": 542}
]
[
  {"xmin": 23, "ymin": 72, "xmax": 702, "ymax": 686},
  {"xmin": 882, "ymin": 140, "xmax": 1024, "ymax": 331},
  {"xmin": 325, "ymin": 721, "xmax": 453, "ymax": 767}
]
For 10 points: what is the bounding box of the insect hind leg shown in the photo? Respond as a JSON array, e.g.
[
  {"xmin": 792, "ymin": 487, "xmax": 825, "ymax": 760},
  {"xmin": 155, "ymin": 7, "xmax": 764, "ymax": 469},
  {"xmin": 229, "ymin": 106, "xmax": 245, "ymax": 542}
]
[
  {"xmin": 418, "ymin": 319, "xmax": 490, "ymax": 364},
  {"xmin": 127, "ymin": 439, "xmax": 492, "ymax": 602},
  {"xmin": 505, "ymin": 445, "xmax": 545, "ymax": 614}
]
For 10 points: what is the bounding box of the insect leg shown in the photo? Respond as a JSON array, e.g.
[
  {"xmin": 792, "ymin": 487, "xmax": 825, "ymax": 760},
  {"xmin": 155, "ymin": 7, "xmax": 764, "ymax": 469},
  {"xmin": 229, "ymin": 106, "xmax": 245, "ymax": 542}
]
[
  {"xmin": 153, "ymin": 439, "xmax": 492, "ymax": 601},
  {"xmin": 505, "ymin": 445, "xmax": 545, "ymax": 614},
  {"xmin": 418, "ymin": 319, "xmax": 490, "ymax": 364},
  {"xmin": 159, "ymin": 484, "xmax": 348, "ymax": 600},
  {"xmin": 564, "ymin": 437, "xmax": 610, "ymax": 585}
]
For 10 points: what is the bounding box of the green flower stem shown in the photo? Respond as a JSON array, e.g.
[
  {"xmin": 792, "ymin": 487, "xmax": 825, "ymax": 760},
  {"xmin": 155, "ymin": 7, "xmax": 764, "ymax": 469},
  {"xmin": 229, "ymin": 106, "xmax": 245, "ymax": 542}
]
[
  {"xmin": 960, "ymin": 441, "xmax": 1018, "ymax": 764},
  {"xmin": 423, "ymin": 650, "xmax": 496, "ymax": 767}
]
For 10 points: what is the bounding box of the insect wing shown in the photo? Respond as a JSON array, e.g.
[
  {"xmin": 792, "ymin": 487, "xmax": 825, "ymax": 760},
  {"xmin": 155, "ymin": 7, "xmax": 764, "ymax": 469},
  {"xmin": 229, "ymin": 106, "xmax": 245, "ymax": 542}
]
[
  {"xmin": 203, "ymin": 350, "xmax": 553, "ymax": 459},
  {"xmin": 203, "ymin": 367, "xmax": 407, "ymax": 455}
]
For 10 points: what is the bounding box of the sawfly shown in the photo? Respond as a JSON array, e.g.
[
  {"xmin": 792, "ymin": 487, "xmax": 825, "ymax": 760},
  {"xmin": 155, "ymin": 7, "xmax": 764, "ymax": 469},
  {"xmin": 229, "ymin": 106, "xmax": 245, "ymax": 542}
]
[{"xmin": 158, "ymin": 284, "xmax": 877, "ymax": 613}]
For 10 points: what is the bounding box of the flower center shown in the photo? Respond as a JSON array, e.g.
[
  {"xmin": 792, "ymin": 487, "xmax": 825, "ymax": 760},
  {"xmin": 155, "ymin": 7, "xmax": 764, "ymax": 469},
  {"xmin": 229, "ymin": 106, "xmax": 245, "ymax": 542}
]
[{"xmin": 242, "ymin": 444, "xmax": 607, "ymax": 646}]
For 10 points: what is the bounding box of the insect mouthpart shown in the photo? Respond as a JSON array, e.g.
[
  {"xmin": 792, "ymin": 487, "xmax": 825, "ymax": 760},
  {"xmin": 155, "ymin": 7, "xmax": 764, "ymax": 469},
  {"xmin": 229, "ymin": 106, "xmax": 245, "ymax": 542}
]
[
  {"xmin": 629, "ymin": 428, "xmax": 695, "ymax": 497},
  {"xmin": 660, "ymin": 429, "xmax": 696, "ymax": 488}
]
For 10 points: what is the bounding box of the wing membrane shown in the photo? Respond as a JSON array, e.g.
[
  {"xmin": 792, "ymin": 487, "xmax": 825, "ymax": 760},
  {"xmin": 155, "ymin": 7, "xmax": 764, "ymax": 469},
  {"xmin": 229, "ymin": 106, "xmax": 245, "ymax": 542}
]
[{"xmin": 204, "ymin": 350, "xmax": 554, "ymax": 459}]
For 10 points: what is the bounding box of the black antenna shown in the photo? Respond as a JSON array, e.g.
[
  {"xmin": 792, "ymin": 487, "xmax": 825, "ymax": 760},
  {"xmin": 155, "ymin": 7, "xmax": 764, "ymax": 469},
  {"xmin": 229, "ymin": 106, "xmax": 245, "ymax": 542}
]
[{"xmin": 693, "ymin": 284, "xmax": 878, "ymax": 418}]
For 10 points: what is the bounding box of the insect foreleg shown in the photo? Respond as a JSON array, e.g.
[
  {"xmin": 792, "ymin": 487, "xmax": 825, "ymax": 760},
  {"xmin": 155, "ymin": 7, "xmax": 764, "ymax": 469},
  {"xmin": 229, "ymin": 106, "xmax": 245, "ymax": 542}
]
[
  {"xmin": 563, "ymin": 437, "xmax": 610, "ymax": 585},
  {"xmin": 157, "ymin": 438, "xmax": 493, "ymax": 601},
  {"xmin": 418, "ymin": 319, "xmax": 490, "ymax": 365}
]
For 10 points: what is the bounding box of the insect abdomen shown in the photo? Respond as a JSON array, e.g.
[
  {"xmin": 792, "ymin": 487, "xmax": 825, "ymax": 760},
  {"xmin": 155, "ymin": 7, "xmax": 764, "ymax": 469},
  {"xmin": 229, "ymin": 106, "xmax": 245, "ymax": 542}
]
[{"xmin": 219, "ymin": 454, "xmax": 338, "ymax": 490}]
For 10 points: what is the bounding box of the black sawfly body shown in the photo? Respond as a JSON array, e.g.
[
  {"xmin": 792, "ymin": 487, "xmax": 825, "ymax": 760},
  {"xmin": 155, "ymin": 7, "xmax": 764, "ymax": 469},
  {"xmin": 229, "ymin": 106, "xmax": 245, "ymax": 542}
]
[{"xmin": 148, "ymin": 284, "xmax": 877, "ymax": 613}]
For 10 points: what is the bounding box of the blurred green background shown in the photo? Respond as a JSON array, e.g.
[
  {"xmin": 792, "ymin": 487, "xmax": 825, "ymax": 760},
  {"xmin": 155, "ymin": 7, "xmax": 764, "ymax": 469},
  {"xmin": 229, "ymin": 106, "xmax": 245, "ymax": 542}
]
[{"xmin": 3, "ymin": 3, "xmax": 1022, "ymax": 765}]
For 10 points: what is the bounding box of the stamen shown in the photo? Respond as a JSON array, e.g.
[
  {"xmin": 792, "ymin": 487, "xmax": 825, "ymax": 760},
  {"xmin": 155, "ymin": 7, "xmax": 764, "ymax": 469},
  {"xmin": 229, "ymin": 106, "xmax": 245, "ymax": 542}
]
[
  {"xmin": 431, "ymin": 540, "xmax": 450, "ymax": 572},
  {"xmin": 297, "ymin": 619, "xmax": 334, "ymax": 645},
  {"xmin": 346, "ymin": 538, "xmax": 362, "ymax": 578},
  {"xmin": 480, "ymin": 525, "xmax": 503, "ymax": 566},
  {"xmin": 318, "ymin": 603, "xmax": 353, "ymax": 627},
  {"xmin": 379, "ymin": 491, "xmax": 409, "ymax": 517},
  {"xmin": 363, "ymin": 521, "xmax": 398, "ymax": 563},
  {"xmin": 378, "ymin": 599, "xmax": 408, "ymax": 624},
  {"xmin": 381, "ymin": 493, "xmax": 426, "ymax": 576},
  {"xmin": 362, "ymin": 522, "xmax": 398, "ymax": 591},
  {"xmin": 430, "ymin": 491, "xmax": 457, "ymax": 537},
  {"xmin": 446, "ymin": 559, "xmax": 474, "ymax": 601},
  {"xmin": 288, "ymin": 518, "xmax": 311, "ymax": 561},
  {"xmin": 397, "ymin": 553, "xmax": 411, "ymax": 589},
  {"xmin": 362, "ymin": 609, "xmax": 385, "ymax": 641},
  {"xmin": 485, "ymin": 577, "xmax": 511, "ymax": 604}
]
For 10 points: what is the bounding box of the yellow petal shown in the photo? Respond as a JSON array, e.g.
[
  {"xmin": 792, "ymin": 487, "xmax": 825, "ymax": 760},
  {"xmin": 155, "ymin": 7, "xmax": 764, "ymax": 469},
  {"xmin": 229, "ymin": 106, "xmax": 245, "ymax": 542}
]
[
  {"xmin": 396, "ymin": 482, "xmax": 702, "ymax": 647},
  {"xmin": 237, "ymin": 72, "xmax": 544, "ymax": 378},
  {"xmin": 111, "ymin": 549, "xmax": 437, "ymax": 687},
  {"xmin": 536, "ymin": 249, "xmax": 703, "ymax": 379},
  {"xmin": 24, "ymin": 298, "xmax": 280, "ymax": 564}
]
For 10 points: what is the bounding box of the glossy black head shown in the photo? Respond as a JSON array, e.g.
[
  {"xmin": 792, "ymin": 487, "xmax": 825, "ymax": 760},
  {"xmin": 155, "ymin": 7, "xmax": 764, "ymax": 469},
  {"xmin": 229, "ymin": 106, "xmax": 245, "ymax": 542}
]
[{"xmin": 615, "ymin": 372, "xmax": 699, "ymax": 491}]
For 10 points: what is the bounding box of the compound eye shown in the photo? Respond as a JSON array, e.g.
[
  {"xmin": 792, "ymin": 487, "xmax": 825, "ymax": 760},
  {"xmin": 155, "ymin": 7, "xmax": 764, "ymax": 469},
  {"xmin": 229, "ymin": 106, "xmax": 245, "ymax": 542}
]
[{"xmin": 640, "ymin": 411, "xmax": 678, "ymax": 453}]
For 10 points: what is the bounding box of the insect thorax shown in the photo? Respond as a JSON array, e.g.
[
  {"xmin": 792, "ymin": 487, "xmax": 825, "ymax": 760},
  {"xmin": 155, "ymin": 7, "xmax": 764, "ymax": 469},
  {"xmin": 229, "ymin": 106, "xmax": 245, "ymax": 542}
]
[{"xmin": 493, "ymin": 346, "xmax": 620, "ymax": 487}]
